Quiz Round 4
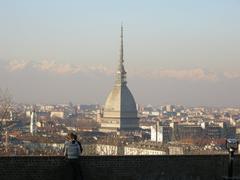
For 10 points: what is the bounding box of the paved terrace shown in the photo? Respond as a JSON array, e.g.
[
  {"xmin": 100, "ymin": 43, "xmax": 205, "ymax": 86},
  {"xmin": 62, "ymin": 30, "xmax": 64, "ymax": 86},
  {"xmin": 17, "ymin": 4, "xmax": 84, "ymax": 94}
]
[{"xmin": 0, "ymin": 155, "xmax": 240, "ymax": 180}]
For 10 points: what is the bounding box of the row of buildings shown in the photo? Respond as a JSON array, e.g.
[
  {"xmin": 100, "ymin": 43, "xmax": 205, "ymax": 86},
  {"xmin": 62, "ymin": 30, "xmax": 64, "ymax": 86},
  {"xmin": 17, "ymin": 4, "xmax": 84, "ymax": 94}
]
[{"xmin": 151, "ymin": 121, "xmax": 236, "ymax": 143}]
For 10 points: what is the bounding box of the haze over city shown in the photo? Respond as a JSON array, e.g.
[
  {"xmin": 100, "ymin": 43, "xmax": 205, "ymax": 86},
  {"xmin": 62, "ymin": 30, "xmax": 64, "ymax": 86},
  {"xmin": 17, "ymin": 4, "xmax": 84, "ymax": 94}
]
[
  {"xmin": 1, "ymin": 2, "xmax": 240, "ymax": 179},
  {"xmin": 1, "ymin": 0, "xmax": 240, "ymax": 106}
]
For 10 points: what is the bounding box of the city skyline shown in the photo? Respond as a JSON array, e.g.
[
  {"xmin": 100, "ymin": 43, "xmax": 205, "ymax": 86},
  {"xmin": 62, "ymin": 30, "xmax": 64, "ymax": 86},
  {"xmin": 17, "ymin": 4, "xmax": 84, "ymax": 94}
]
[{"xmin": 1, "ymin": 0, "xmax": 240, "ymax": 106}]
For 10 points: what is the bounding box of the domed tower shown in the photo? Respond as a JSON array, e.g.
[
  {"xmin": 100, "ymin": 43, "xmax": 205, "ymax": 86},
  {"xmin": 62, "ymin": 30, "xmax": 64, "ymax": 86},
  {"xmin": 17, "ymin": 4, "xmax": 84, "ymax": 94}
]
[{"xmin": 100, "ymin": 25, "xmax": 139, "ymax": 132}]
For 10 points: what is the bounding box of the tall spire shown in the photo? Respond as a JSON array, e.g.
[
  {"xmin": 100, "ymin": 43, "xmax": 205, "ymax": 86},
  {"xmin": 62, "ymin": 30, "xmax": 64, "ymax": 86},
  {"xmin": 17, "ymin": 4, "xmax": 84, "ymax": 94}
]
[
  {"xmin": 120, "ymin": 23, "xmax": 124, "ymax": 65},
  {"xmin": 116, "ymin": 24, "xmax": 127, "ymax": 86}
]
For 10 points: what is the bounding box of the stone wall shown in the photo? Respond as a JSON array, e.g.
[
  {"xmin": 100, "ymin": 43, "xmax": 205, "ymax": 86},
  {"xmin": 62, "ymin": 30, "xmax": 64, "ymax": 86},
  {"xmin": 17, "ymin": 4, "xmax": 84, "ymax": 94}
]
[{"xmin": 0, "ymin": 155, "xmax": 239, "ymax": 180}]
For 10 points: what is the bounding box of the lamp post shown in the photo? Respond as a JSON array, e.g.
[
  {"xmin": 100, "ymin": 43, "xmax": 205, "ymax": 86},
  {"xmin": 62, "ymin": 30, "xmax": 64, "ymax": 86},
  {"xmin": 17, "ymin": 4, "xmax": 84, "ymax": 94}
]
[{"xmin": 226, "ymin": 138, "xmax": 239, "ymax": 179}]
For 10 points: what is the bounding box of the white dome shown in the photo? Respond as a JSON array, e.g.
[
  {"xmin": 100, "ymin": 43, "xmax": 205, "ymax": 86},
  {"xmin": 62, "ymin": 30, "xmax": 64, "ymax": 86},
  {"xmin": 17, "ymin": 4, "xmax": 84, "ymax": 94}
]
[{"xmin": 104, "ymin": 85, "xmax": 137, "ymax": 113}]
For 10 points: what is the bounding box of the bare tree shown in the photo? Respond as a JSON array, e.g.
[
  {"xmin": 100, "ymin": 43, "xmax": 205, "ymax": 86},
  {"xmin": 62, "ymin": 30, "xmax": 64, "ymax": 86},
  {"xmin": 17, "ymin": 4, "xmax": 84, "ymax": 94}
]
[
  {"xmin": 0, "ymin": 88, "xmax": 12, "ymax": 121},
  {"xmin": 0, "ymin": 89, "xmax": 13, "ymax": 155},
  {"xmin": 0, "ymin": 89, "xmax": 12, "ymax": 144}
]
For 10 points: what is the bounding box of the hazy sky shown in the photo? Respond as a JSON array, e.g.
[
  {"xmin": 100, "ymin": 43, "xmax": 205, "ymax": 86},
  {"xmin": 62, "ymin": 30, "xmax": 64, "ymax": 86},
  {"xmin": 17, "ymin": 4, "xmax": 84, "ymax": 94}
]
[{"xmin": 0, "ymin": 0, "xmax": 240, "ymax": 106}]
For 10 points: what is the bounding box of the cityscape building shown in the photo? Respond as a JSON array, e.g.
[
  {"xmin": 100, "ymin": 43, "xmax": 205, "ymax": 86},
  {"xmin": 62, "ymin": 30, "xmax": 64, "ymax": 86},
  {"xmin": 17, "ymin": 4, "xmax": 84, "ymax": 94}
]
[
  {"xmin": 100, "ymin": 26, "xmax": 139, "ymax": 132},
  {"xmin": 151, "ymin": 121, "xmax": 172, "ymax": 143},
  {"xmin": 30, "ymin": 109, "xmax": 37, "ymax": 135}
]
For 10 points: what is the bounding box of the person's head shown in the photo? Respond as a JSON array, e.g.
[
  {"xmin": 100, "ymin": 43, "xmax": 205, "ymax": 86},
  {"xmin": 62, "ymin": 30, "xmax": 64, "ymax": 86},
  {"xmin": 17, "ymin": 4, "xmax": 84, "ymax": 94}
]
[
  {"xmin": 70, "ymin": 132, "xmax": 75, "ymax": 139},
  {"xmin": 67, "ymin": 132, "xmax": 75, "ymax": 140},
  {"xmin": 73, "ymin": 134, "xmax": 77, "ymax": 140}
]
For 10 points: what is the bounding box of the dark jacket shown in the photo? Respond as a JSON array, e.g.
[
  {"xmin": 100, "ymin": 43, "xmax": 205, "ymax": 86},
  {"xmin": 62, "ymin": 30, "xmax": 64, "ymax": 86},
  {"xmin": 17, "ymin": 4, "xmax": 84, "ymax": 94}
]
[{"xmin": 64, "ymin": 140, "xmax": 80, "ymax": 159}]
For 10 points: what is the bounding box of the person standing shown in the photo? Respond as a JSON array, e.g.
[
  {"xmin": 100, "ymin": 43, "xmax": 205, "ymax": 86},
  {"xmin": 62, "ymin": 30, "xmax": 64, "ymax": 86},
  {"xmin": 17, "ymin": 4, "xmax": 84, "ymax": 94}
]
[
  {"xmin": 73, "ymin": 134, "xmax": 83, "ymax": 154},
  {"xmin": 64, "ymin": 132, "xmax": 82, "ymax": 180}
]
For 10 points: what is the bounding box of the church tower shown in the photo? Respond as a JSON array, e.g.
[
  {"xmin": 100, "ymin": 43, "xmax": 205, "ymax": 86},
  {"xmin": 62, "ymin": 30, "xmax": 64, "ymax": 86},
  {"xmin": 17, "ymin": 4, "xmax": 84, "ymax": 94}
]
[
  {"xmin": 30, "ymin": 109, "xmax": 37, "ymax": 135},
  {"xmin": 100, "ymin": 25, "xmax": 139, "ymax": 132}
]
